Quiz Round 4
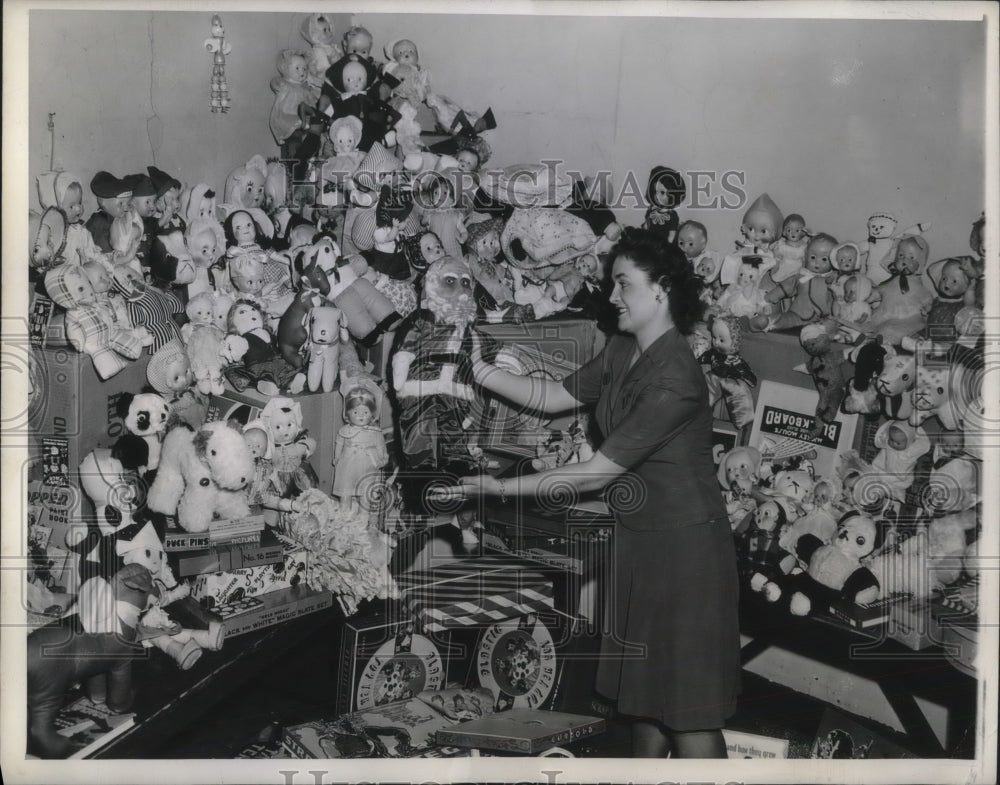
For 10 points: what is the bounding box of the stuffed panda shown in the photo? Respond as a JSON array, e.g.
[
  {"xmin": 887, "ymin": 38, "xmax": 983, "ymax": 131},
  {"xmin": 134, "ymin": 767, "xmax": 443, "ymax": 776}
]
[
  {"xmin": 116, "ymin": 392, "xmax": 170, "ymax": 475},
  {"xmin": 789, "ymin": 512, "xmax": 880, "ymax": 616}
]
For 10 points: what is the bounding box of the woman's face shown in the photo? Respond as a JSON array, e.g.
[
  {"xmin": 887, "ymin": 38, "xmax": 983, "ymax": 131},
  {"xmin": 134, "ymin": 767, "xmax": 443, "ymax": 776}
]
[{"xmin": 609, "ymin": 255, "xmax": 662, "ymax": 335}]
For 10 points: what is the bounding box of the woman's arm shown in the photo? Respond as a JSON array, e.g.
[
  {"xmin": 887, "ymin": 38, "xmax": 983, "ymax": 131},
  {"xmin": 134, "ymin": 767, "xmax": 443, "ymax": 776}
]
[{"xmin": 471, "ymin": 332, "xmax": 582, "ymax": 415}]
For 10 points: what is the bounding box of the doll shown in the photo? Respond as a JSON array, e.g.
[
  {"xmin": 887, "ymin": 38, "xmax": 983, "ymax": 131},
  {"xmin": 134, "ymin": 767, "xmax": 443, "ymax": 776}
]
[
  {"xmin": 109, "ymin": 265, "xmax": 184, "ymax": 352},
  {"xmin": 921, "ymin": 256, "xmax": 978, "ymax": 344},
  {"xmin": 147, "ymin": 166, "xmax": 185, "ymax": 234},
  {"xmin": 316, "ymin": 54, "xmax": 401, "ymax": 152},
  {"xmin": 754, "ymin": 233, "xmax": 838, "ymax": 332},
  {"xmin": 146, "ymin": 338, "xmax": 207, "ymax": 430},
  {"xmin": 830, "ymin": 241, "xmax": 864, "ymax": 299},
  {"xmin": 333, "ymin": 379, "xmax": 389, "ymax": 511},
  {"xmin": 700, "ymin": 313, "xmax": 758, "ymax": 429},
  {"xmin": 715, "ymin": 256, "xmax": 771, "ymax": 319},
  {"xmin": 320, "ymin": 116, "xmax": 366, "ymax": 206},
  {"xmin": 223, "ymin": 209, "xmax": 293, "ymax": 315},
  {"xmin": 342, "ymin": 25, "xmax": 374, "ymax": 58},
  {"xmin": 401, "ymin": 230, "xmax": 447, "ymax": 281},
  {"xmin": 464, "ymin": 217, "xmax": 514, "ymax": 311},
  {"xmin": 862, "ymin": 212, "xmax": 930, "ymax": 286},
  {"xmin": 300, "ymin": 13, "xmax": 343, "ymax": 90},
  {"xmin": 425, "ymin": 108, "xmax": 496, "ymax": 175},
  {"xmin": 382, "ymin": 38, "xmax": 431, "ymax": 108},
  {"xmin": 223, "ymin": 155, "xmax": 268, "ymax": 212},
  {"xmin": 693, "ymin": 250, "xmax": 725, "ymax": 306},
  {"xmin": 305, "ymin": 305, "xmax": 348, "ymax": 393},
  {"xmin": 269, "ymin": 49, "xmax": 320, "ymax": 152},
  {"xmin": 242, "ymin": 422, "xmax": 303, "ymax": 526},
  {"xmin": 870, "ymin": 421, "xmax": 931, "ymax": 504},
  {"xmin": 228, "ymin": 251, "xmax": 295, "ymax": 327},
  {"xmin": 225, "ymin": 298, "xmax": 306, "ymax": 395},
  {"xmin": 717, "ymin": 446, "xmax": 763, "ymax": 532},
  {"xmin": 641, "ymin": 166, "xmax": 685, "ymax": 245},
  {"xmin": 184, "ymin": 217, "xmax": 225, "ymax": 297},
  {"xmin": 36, "ymin": 171, "xmax": 117, "ymax": 272},
  {"xmin": 420, "ymin": 175, "xmax": 470, "ymax": 262},
  {"xmin": 675, "ymin": 220, "xmax": 719, "ymax": 274},
  {"xmin": 798, "ymin": 319, "xmax": 848, "ymax": 435},
  {"xmin": 84, "ymin": 171, "xmax": 137, "ymax": 259},
  {"xmin": 746, "ymin": 500, "xmax": 797, "ymax": 602},
  {"xmin": 863, "ymin": 234, "xmax": 933, "ymax": 342},
  {"xmin": 260, "ymin": 396, "xmax": 319, "ymax": 500},
  {"xmin": 967, "ymin": 213, "xmax": 985, "ymax": 309},
  {"xmin": 123, "ymin": 173, "xmax": 159, "ymax": 275},
  {"xmin": 832, "ymin": 274, "xmax": 874, "ymax": 338},
  {"xmin": 44, "ymin": 265, "xmax": 152, "ymax": 380},
  {"xmin": 761, "ymin": 213, "xmax": 809, "ymax": 293},
  {"xmin": 720, "ymin": 193, "xmax": 782, "ymax": 286},
  {"xmin": 179, "ymin": 182, "xmax": 219, "ymax": 227},
  {"xmin": 362, "ymin": 185, "xmax": 414, "ymax": 281},
  {"xmin": 391, "ymin": 257, "xmax": 500, "ymax": 511}
]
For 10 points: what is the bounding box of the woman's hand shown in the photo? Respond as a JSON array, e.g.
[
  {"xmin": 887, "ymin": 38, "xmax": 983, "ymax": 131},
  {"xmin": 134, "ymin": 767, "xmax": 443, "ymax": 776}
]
[
  {"xmin": 428, "ymin": 473, "xmax": 500, "ymax": 502},
  {"xmin": 470, "ymin": 331, "xmax": 496, "ymax": 386}
]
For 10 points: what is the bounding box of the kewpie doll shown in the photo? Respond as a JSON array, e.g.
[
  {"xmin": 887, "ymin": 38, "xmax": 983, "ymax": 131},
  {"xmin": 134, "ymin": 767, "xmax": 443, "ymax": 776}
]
[
  {"xmin": 242, "ymin": 422, "xmax": 304, "ymax": 526},
  {"xmin": 36, "ymin": 171, "xmax": 117, "ymax": 272},
  {"xmin": 225, "ymin": 298, "xmax": 306, "ymax": 395},
  {"xmin": 184, "ymin": 217, "xmax": 226, "ymax": 297},
  {"xmin": 761, "ymin": 213, "xmax": 809, "ymax": 294},
  {"xmin": 382, "ymin": 38, "xmax": 431, "ymax": 107},
  {"xmin": 754, "ymin": 233, "xmax": 838, "ymax": 332},
  {"xmin": 870, "ymin": 421, "xmax": 931, "ymax": 504},
  {"xmin": 269, "ymin": 49, "xmax": 319, "ymax": 153},
  {"xmin": 333, "ymin": 380, "xmax": 389, "ymax": 512},
  {"xmin": 716, "ymin": 257, "xmax": 771, "ymax": 319},
  {"xmin": 642, "ymin": 166, "xmax": 685, "ymax": 245},
  {"xmin": 260, "ymin": 396, "xmax": 319, "ymax": 500},
  {"xmin": 720, "ymin": 193, "xmax": 782, "ymax": 286},
  {"xmin": 700, "ymin": 313, "xmax": 758, "ymax": 429},
  {"xmin": 147, "ymin": 166, "xmax": 185, "ymax": 234}
]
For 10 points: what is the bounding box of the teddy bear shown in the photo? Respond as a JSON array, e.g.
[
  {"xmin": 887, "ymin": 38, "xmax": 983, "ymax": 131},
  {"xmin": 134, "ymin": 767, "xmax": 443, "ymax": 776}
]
[
  {"xmin": 716, "ymin": 446, "xmax": 763, "ymax": 532},
  {"xmin": 798, "ymin": 319, "xmax": 849, "ymax": 435},
  {"xmin": 761, "ymin": 462, "xmax": 817, "ymax": 519},
  {"xmin": 27, "ymin": 561, "xmax": 154, "ymax": 758},
  {"xmin": 745, "ymin": 499, "xmax": 798, "ymax": 602},
  {"xmin": 788, "ymin": 512, "xmax": 880, "ymax": 616},
  {"xmin": 147, "ymin": 420, "xmax": 255, "ymax": 532},
  {"xmin": 44, "ymin": 264, "xmax": 153, "ymax": 380},
  {"xmin": 306, "ymin": 305, "xmax": 349, "ymax": 393},
  {"xmin": 115, "ymin": 392, "xmax": 170, "ymax": 474}
]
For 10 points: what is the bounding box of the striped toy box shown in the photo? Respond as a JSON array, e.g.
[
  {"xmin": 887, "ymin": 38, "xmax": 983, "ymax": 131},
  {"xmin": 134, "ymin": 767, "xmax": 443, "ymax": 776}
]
[{"xmin": 396, "ymin": 555, "xmax": 555, "ymax": 633}]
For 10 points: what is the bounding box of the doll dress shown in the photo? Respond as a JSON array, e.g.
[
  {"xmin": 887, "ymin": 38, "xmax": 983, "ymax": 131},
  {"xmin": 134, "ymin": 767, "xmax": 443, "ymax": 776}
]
[{"xmin": 332, "ymin": 425, "xmax": 385, "ymax": 500}]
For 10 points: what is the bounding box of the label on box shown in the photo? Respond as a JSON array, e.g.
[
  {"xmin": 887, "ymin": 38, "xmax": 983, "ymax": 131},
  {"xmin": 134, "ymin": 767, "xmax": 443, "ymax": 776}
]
[
  {"xmin": 41, "ymin": 438, "xmax": 70, "ymax": 486},
  {"xmin": 476, "ymin": 614, "xmax": 558, "ymax": 711},
  {"xmin": 190, "ymin": 540, "xmax": 309, "ymax": 608},
  {"xmin": 29, "ymin": 294, "xmax": 55, "ymax": 347},
  {"xmin": 355, "ymin": 627, "xmax": 445, "ymax": 710}
]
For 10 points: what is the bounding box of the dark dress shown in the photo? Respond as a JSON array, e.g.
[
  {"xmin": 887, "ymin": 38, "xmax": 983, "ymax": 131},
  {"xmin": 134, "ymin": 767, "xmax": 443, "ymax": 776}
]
[{"xmin": 562, "ymin": 327, "xmax": 741, "ymax": 730}]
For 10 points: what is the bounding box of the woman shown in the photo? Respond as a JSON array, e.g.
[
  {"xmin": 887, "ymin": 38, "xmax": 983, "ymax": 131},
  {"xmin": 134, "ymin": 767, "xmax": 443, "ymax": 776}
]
[{"xmin": 434, "ymin": 227, "xmax": 741, "ymax": 758}]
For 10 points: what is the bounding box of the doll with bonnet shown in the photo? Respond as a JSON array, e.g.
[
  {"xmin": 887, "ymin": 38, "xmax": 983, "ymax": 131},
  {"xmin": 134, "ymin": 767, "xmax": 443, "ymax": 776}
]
[
  {"xmin": 700, "ymin": 313, "xmax": 758, "ymax": 429},
  {"xmin": 830, "ymin": 241, "xmax": 864, "ymax": 298},
  {"xmin": 179, "ymin": 183, "xmax": 219, "ymax": 227},
  {"xmin": 184, "ymin": 217, "xmax": 226, "ymax": 298},
  {"xmin": 147, "ymin": 166, "xmax": 185, "ymax": 234},
  {"xmin": 832, "ymin": 273, "xmax": 874, "ymax": 338},
  {"xmin": 259, "ymin": 396, "xmax": 319, "ymax": 502},
  {"xmin": 320, "ymin": 116, "xmax": 366, "ymax": 206},
  {"xmin": 37, "ymin": 171, "xmax": 116, "ymax": 272},
  {"xmin": 864, "ymin": 234, "xmax": 934, "ymax": 342},
  {"xmin": 716, "ymin": 256, "xmax": 771, "ymax": 319},
  {"xmin": 382, "ymin": 38, "xmax": 431, "ymax": 108},
  {"xmin": 242, "ymin": 421, "xmax": 304, "ymax": 528},
  {"xmin": 401, "ymin": 230, "xmax": 446, "ymax": 282},
  {"xmin": 269, "ymin": 49, "xmax": 319, "ymax": 152},
  {"xmin": 299, "ymin": 13, "xmax": 343, "ymax": 91},
  {"xmin": 921, "ymin": 256, "xmax": 979, "ymax": 345}
]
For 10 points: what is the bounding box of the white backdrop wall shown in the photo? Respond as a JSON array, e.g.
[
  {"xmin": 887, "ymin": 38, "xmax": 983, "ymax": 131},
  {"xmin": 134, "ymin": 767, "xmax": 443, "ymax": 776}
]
[{"xmin": 27, "ymin": 9, "xmax": 985, "ymax": 259}]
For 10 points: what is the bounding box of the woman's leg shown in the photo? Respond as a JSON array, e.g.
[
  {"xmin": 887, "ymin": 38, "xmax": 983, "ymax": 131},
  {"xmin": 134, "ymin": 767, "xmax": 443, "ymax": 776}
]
[
  {"xmin": 669, "ymin": 728, "xmax": 728, "ymax": 759},
  {"xmin": 631, "ymin": 718, "xmax": 671, "ymax": 758}
]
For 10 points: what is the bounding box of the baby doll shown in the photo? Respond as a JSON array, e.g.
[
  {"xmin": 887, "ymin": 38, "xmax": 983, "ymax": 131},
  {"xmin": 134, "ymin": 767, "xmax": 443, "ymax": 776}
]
[
  {"xmin": 343, "ymin": 25, "xmax": 374, "ymax": 58},
  {"xmin": 147, "ymin": 166, "xmax": 185, "ymax": 234},
  {"xmin": 299, "ymin": 13, "xmax": 343, "ymax": 90},
  {"xmin": 84, "ymin": 171, "xmax": 135, "ymax": 258},
  {"xmin": 693, "ymin": 250, "xmax": 725, "ymax": 306},
  {"xmin": 146, "ymin": 338, "xmax": 207, "ymax": 431},
  {"xmin": 36, "ymin": 171, "xmax": 117, "ymax": 272},
  {"xmin": 642, "ymin": 166, "xmax": 685, "ymax": 245},
  {"xmin": 832, "ymin": 274, "xmax": 874, "ymax": 338},
  {"xmin": 700, "ymin": 313, "xmax": 758, "ymax": 429},
  {"xmin": 184, "ymin": 217, "xmax": 225, "ymax": 297},
  {"xmin": 80, "ymin": 260, "xmax": 130, "ymax": 328},
  {"xmin": 675, "ymin": 220, "xmax": 720, "ymax": 275},
  {"xmin": 179, "ymin": 182, "xmax": 219, "ymax": 227},
  {"xmin": 716, "ymin": 256, "xmax": 771, "ymax": 319},
  {"xmin": 242, "ymin": 422, "xmax": 304, "ymax": 527},
  {"xmin": 317, "ymin": 55, "xmax": 400, "ymax": 152},
  {"xmin": 720, "ymin": 193, "xmax": 782, "ymax": 286},
  {"xmin": 865, "ymin": 234, "xmax": 933, "ymax": 342},
  {"xmin": 381, "ymin": 38, "xmax": 431, "ymax": 108},
  {"xmin": 870, "ymin": 421, "xmax": 930, "ymax": 505},
  {"xmin": 44, "ymin": 265, "xmax": 152, "ymax": 380},
  {"xmin": 222, "ymin": 209, "xmax": 293, "ymax": 312},
  {"xmin": 228, "ymin": 252, "xmax": 295, "ymax": 328},
  {"xmin": 225, "ymin": 298, "xmax": 306, "ymax": 395},
  {"xmin": 862, "ymin": 212, "xmax": 929, "ymax": 286},
  {"xmin": 830, "ymin": 241, "xmax": 864, "ymax": 299},
  {"xmin": 269, "ymin": 49, "xmax": 320, "ymax": 153},
  {"xmin": 333, "ymin": 380, "xmax": 389, "ymax": 512},
  {"xmin": 921, "ymin": 256, "xmax": 978, "ymax": 344},
  {"xmin": 400, "ymin": 230, "xmax": 446, "ymax": 281},
  {"xmin": 754, "ymin": 233, "xmax": 837, "ymax": 332},
  {"xmin": 260, "ymin": 396, "xmax": 319, "ymax": 501},
  {"xmin": 761, "ymin": 213, "xmax": 809, "ymax": 293}
]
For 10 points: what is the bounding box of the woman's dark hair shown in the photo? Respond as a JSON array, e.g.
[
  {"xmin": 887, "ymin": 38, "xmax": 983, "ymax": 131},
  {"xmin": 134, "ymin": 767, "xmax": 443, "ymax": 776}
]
[{"xmin": 610, "ymin": 226, "xmax": 705, "ymax": 335}]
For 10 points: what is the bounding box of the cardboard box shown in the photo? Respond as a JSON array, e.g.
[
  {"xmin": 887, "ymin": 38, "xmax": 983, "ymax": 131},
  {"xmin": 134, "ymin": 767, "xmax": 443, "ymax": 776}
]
[
  {"xmin": 434, "ymin": 709, "xmax": 604, "ymax": 755},
  {"xmin": 214, "ymin": 584, "xmax": 333, "ymax": 637},
  {"xmin": 395, "ymin": 554, "xmax": 555, "ymax": 633},
  {"xmin": 190, "ymin": 535, "xmax": 310, "ymax": 608},
  {"xmin": 171, "ymin": 528, "xmax": 284, "ymax": 578}
]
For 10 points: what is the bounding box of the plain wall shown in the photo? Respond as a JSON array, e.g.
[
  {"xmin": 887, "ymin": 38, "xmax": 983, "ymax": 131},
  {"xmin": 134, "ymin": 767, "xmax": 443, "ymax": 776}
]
[{"xmin": 27, "ymin": 10, "xmax": 986, "ymax": 259}]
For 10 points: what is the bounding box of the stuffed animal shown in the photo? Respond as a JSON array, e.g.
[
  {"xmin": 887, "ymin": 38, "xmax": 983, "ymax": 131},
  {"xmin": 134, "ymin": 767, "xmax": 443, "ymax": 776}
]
[
  {"xmin": 260, "ymin": 396, "xmax": 319, "ymax": 501},
  {"xmin": 147, "ymin": 421, "xmax": 255, "ymax": 532},
  {"xmin": 44, "ymin": 264, "xmax": 153, "ymax": 380},
  {"xmin": 762, "ymin": 463, "xmax": 816, "ymax": 519},
  {"xmin": 147, "ymin": 229, "xmax": 196, "ymax": 291},
  {"xmin": 841, "ymin": 337, "xmax": 886, "ymax": 416},
  {"xmin": 717, "ymin": 446, "xmax": 763, "ymax": 531},
  {"xmin": 27, "ymin": 562, "xmax": 154, "ymax": 758},
  {"xmin": 798, "ymin": 319, "xmax": 848, "ymax": 435},
  {"xmin": 746, "ymin": 500, "xmax": 798, "ymax": 601},
  {"xmin": 909, "ymin": 353, "xmax": 980, "ymax": 431},
  {"xmin": 788, "ymin": 512, "xmax": 880, "ymax": 615},
  {"xmin": 390, "ymin": 256, "xmax": 500, "ymax": 512},
  {"xmin": 329, "ymin": 254, "xmax": 401, "ymax": 345},
  {"xmin": 700, "ymin": 313, "xmax": 757, "ymax": 429},
  {"xmin": 306, "ymin": 305, "xmax": 348, "ymax": 392},
  {"xmin": 115, "ymin": 392, "xmax": 170, "ymax": 474},
  {"xmin": 223, "ymin": 155, "xmax": 269, "ymax": 211}
]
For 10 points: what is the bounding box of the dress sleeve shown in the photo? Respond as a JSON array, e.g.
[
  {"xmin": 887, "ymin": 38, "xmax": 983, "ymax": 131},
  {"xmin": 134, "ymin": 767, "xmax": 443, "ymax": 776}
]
[
  {"xmin": 561, "ymin": 344, "xmax": 607, "ymax": 406},
  {"xmin": 598, "ymin": 379, "xmax": 702, "ymax": 470}
]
